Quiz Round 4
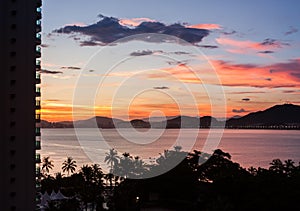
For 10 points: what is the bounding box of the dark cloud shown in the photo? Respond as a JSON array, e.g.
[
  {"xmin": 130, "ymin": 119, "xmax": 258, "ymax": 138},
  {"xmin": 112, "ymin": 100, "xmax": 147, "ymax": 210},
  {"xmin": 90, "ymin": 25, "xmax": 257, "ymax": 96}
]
[
  {"xmin": 53, "ymin": 15, "xmax": 210, "ymax": 46},
  {"xmin": 232, "ymin": 108, "xmax": 248, "ymax": 113},
  {"xmin": 258, "ymin": 50, "xmax": 274, "ymax": 54},
  {"xmin": 39, "ymin": 69, "xmax": 63, "ymax": 74},
  {"xmin": 242, "ymin": 98, "xmax": 250, "ymax": 101},
  {"xmin": 268, "ymin": 59, "xmax": 300, "ymax": 79},
  {"xmin": 265, "ymin": 78, "xmax": 272, "ymax": 81},
  {"xmin": 222, "ymin": 30, "xmax": 237, "ymax": 35},
  {"xmin": 291, "ymin": 72, "xmax": 300, "ymax": 79},
  {"xmin": 60, "ymin": 66, "xmax": 81, "ymax": 70},
  {"xmin": 260, "ymin": 38, "xmax": 289, "ymax": 47},
  {"xmin": 130, "ymin": 50, "xmax": 162, "ymax": 56},
  {"xmin": 198, "ymin": 45, "xmax": 218, "ymax": 49},
  {"xmin": 79, "ymin": 40, "xmax": 105, "ymax": 46},
  {"xmin": 216, "ymin": 60, "xmax": 259, "ymax": 69},
  {"xmin": 229, "ymin": 91, "xmax": 266, "ymax": 94},
  {"xmin": 40, "ymin": 44, "xmax": 50, "ymax": 48},
  {"xmin": 260, "ymin": 38, "xmax": 278, "ymax": 46},
  {"xmin": 224, "ymin": 83, "xmax": 296, "ymax": 89},
  {"xmin": 172, "ymin": 51, "xmax": 190, "ymax": 55},
  {"xmin": 282, "ymin": 90, "xmax": 296, "ymax": 93},
  {"xmin": 285, "ymin": 26, "xmax": 298, "ymax": 35},
  {"xmin": 166, "ymin": 60, "xmax": 188, "ymax": 66},
  {"xmin": 153, "ymin": 86, "xmax": 169, "ymax": 90}
]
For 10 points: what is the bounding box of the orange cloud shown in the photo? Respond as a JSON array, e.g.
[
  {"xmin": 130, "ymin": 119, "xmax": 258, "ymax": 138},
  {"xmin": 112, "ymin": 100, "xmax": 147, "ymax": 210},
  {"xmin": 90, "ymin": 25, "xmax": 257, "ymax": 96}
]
[
  {"xmin": 42, "ymin": 57, "xmax": 300, "ymax": 122},
  {"xmin": 143, "ymin": 58, "xmax": 300, "ymax": 89},
  {"xmin": 189, "ymin": 23, "xmax": 221, "ymax": 30},
  {"xmin": 128, "ymin": 103, "xmax": 180, "ymax": 119},
  {"xmin": 146, "ymin": 64, "xmax": 203, "ymax": 84},
  {"xmin": 41, "ymin": 106, "xmax": 73, "ymax": 122},
  {"xmin": 119, "ymin": 18, "xmax": 156, "ymax": 27},
  {"xmin": 212, "ymin": 59, "xmax": 300, "ymax": 88}
]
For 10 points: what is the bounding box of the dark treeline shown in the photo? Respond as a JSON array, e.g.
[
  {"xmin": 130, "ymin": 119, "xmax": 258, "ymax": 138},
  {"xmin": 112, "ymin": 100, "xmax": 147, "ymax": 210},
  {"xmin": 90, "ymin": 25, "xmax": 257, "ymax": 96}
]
[{"xmin": 40, "ymin": 148, "xmax": 300, "ymax": 211}]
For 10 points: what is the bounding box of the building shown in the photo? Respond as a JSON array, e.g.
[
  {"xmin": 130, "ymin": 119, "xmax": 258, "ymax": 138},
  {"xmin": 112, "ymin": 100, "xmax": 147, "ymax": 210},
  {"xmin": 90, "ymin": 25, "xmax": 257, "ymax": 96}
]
[{"xmin": 0, "ymin": 0, "xmax": 42, "ymax": 210}]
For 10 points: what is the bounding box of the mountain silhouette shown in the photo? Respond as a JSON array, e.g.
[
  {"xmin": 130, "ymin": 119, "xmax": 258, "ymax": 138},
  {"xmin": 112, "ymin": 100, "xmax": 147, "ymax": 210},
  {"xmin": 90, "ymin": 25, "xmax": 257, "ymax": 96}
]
[
  {"xmin": 226, "ymin": 104, "xmax": 300, "ymax": 128},
  {"xmin": 41, "ymin": 104, "xmax": 300, "ymax": 129}
]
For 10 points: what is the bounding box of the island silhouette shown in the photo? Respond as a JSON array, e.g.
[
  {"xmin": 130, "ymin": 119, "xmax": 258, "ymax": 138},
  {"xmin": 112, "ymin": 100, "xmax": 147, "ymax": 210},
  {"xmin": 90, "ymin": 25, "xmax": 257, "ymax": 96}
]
[{"xmin": 42, "ymin": 104, "xmax": 300, "ymax": 129}]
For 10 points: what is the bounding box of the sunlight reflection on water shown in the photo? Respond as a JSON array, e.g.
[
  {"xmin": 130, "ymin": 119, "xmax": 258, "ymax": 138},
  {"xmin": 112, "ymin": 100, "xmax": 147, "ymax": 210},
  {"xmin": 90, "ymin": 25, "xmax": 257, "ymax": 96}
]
[{"xmin": 41, "ymin": 128, "xmax": 300, "ymax": 174}]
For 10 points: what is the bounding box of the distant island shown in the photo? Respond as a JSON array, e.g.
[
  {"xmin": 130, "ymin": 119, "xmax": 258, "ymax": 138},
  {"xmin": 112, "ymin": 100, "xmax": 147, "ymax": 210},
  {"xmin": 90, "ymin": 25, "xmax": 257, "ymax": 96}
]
[{"xmin": 41, "ymin": 104, "xmax": 300, "ymax": 129}]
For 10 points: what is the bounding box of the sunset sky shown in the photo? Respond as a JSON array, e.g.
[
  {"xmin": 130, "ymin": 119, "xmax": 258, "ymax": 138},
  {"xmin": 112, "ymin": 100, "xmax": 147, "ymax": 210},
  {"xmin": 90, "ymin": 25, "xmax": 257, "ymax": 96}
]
[{"xmin": 41, "ymin": 0, "xmax": 300, "ymax": 122}]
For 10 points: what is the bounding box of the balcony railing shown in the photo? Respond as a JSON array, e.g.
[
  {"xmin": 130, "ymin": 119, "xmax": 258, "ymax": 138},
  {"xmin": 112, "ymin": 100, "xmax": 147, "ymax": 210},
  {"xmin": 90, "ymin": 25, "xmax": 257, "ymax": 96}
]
[
  {"xmin": 36, "ymin": 87, "xmax": 41, "ymax": 97},
  {"xmin": 36, "ymin": 140, "xmax": 41, "ymax": 150},
  {"xmin": 35, "ymin": 113, "xmax": 41, "ymax": 123},
  {"xmin": 36, "ymin": 20, "xmax": 41, "ymax": 26},
  {"xmin": 36, "ymin": 20, "xmax": 42, "ymax": 38},
  {"xmin": 36, "ymin": 46, "xmax": 41, "ymax": 58},
  {"xmin": 36, "ymin": 8, "xmax": 42, "ymax": 20},
  {"xmin": 36, "ymin": 78, "xmax": 41, "ymax": 85},
  {"xmin": 36, "ymin": 166, "xmax": 41, "ymax": 176},
  {"xmin": 36, "ymin": 100, "xmax": 41, "ymax": 110},
  {"xmin": 35, "ymin": 153, "xmax": 41, "ymax": 163},
  {"xmin": 36, "ymin": 71, "xmax": 41, "ymax": 84},
  {"xmin": 36, "ymin": 59, "xmax": 41, "ymax": 69},
  {"xmin": 35, "ymin": 127, "xmax": 41, "ymax": 136},
  {"xmin": 36, "ymin": 33, "xmax": 41, "ymax": 45},
  {"xmin": 36, "ymin": 24, "xmax": 41, "ymax": 33}
]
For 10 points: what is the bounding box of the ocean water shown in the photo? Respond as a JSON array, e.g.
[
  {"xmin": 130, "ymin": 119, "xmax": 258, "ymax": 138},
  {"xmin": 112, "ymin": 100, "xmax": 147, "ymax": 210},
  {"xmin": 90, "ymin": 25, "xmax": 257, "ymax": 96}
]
[{"xmin": 40, "ymin": 128, "xmax": 300, "ymax": 174}]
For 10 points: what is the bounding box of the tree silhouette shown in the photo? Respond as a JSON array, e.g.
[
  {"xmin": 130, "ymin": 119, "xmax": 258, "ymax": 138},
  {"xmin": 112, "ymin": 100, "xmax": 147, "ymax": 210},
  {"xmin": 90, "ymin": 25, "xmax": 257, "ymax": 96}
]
[
  {"xmin": 104, "ymin": 173, "xmax": 114, "ymax": 189},
  {"xmin": 42, "ymin": 156, "xmax": 54, "ymax": 175},
  {"xmin": 284, "ymin": 159, "xmax": 296, "ymax": 177},
  {"xmin": 269, "ymin": 159, "xmax": 284, "ymax": 174},
  {"xmin": 118, "ymin": 152, "xmax": 133, "ymax": 178},
  {"xmin": 132, "ymin": 156, "xmax": 148, "ymax": 178},
  {"xmin": 79, "ymin": 164, "xmax": 104, "ymax": 210},
  {"xmin": 62, "ymin": 157, "xmax": 77, "ymax": 176},
  {"xmin": 104, "ymin": 148, "xmax": 119, "ymax": 173}
]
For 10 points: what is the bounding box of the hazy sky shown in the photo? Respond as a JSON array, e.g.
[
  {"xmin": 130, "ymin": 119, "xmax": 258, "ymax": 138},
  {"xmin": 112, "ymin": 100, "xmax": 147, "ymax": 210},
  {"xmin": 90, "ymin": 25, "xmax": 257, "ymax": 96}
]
[{"xmin": 41, "ymin": 0, "xmax": 300, "ymax": 121}]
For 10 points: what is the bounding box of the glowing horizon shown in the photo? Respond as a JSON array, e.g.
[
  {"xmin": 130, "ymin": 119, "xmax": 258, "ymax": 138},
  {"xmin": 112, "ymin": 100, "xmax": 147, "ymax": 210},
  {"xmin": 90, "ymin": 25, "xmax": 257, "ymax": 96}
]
[{"xmin": 41, "ymin": 1, "xmax": 300, "ymax": 122}]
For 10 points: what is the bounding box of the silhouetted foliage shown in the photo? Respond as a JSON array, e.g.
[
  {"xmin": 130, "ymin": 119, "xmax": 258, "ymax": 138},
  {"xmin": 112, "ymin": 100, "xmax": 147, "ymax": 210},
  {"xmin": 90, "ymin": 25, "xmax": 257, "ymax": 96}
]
[
  {"xmin": 42, "ymin": 156, "xmax": 54, "ymax": 175},
  {"xmin": 41, "ymin": 148, "xmax": 300, "ymax": 211},
  {"xmin": 62, "ymin": 156, "xmax": 77, "ymax": 176}
]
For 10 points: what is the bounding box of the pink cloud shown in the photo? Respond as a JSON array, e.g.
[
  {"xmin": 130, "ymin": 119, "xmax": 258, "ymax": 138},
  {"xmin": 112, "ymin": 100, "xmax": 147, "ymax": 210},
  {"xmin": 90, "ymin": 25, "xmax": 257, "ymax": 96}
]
[
  {"xmin": 212, "ymin": 59, "xmax": 300, "ymax": 88},
  {"xmin": 216, "ymin": 37, "xmax": 288, "ymax": 55},
  {"xmin": 143, "ymin": 58, "xmax": 300, "ymax": 89},
  {"xmin": 189, "ymin": 23, "xmax": 222, "ymax": 30},
  {"xmin": 119, "ymin": 18, "xmax": 156, "ymax": 27}
]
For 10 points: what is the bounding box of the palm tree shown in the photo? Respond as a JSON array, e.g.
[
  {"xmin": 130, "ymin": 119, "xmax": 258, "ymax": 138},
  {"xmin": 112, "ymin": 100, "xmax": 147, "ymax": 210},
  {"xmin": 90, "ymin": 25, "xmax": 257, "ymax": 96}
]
[
  {"xmin": 284, "ymin": 159, "xmax": 295, "ymax": 176},
  {"xmin": 269, "ymin": 159, "xmax": 284, "ymax": 174},
  {"xmin": 104, "ymin": 148, "xmax": 119, "ymax": 173},
  {"xmin": 42, "ymin": 156, "xmax": 54, "ymax": 174},
  {"xmin": 79, "ymin": 164, "xmax": 104, "ymax": 210},
  {"xmin": 61, "ymin": 157, "xmax": 77, "ymax": 176},
  {"xmin": 119, "ymin": 152, "xmax": 133, "ymax": 178},
  {"xmin": 91, "ymin": 164, "xmax": 103, "ymax": 186},
  {"xmin": 62, "ymin": 157, "xmax": 77, "ymax": 176},
  {"xmin": 133, "ymin": 156, "xmax": 147, "ymax": 178}
]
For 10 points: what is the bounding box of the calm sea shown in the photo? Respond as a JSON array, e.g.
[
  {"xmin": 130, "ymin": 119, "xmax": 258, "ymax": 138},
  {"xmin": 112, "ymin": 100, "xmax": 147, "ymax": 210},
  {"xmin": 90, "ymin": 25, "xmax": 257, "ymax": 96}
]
[{"xmin": 41, "ymin": 128, "xmax": 300, "ymax": 174}]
